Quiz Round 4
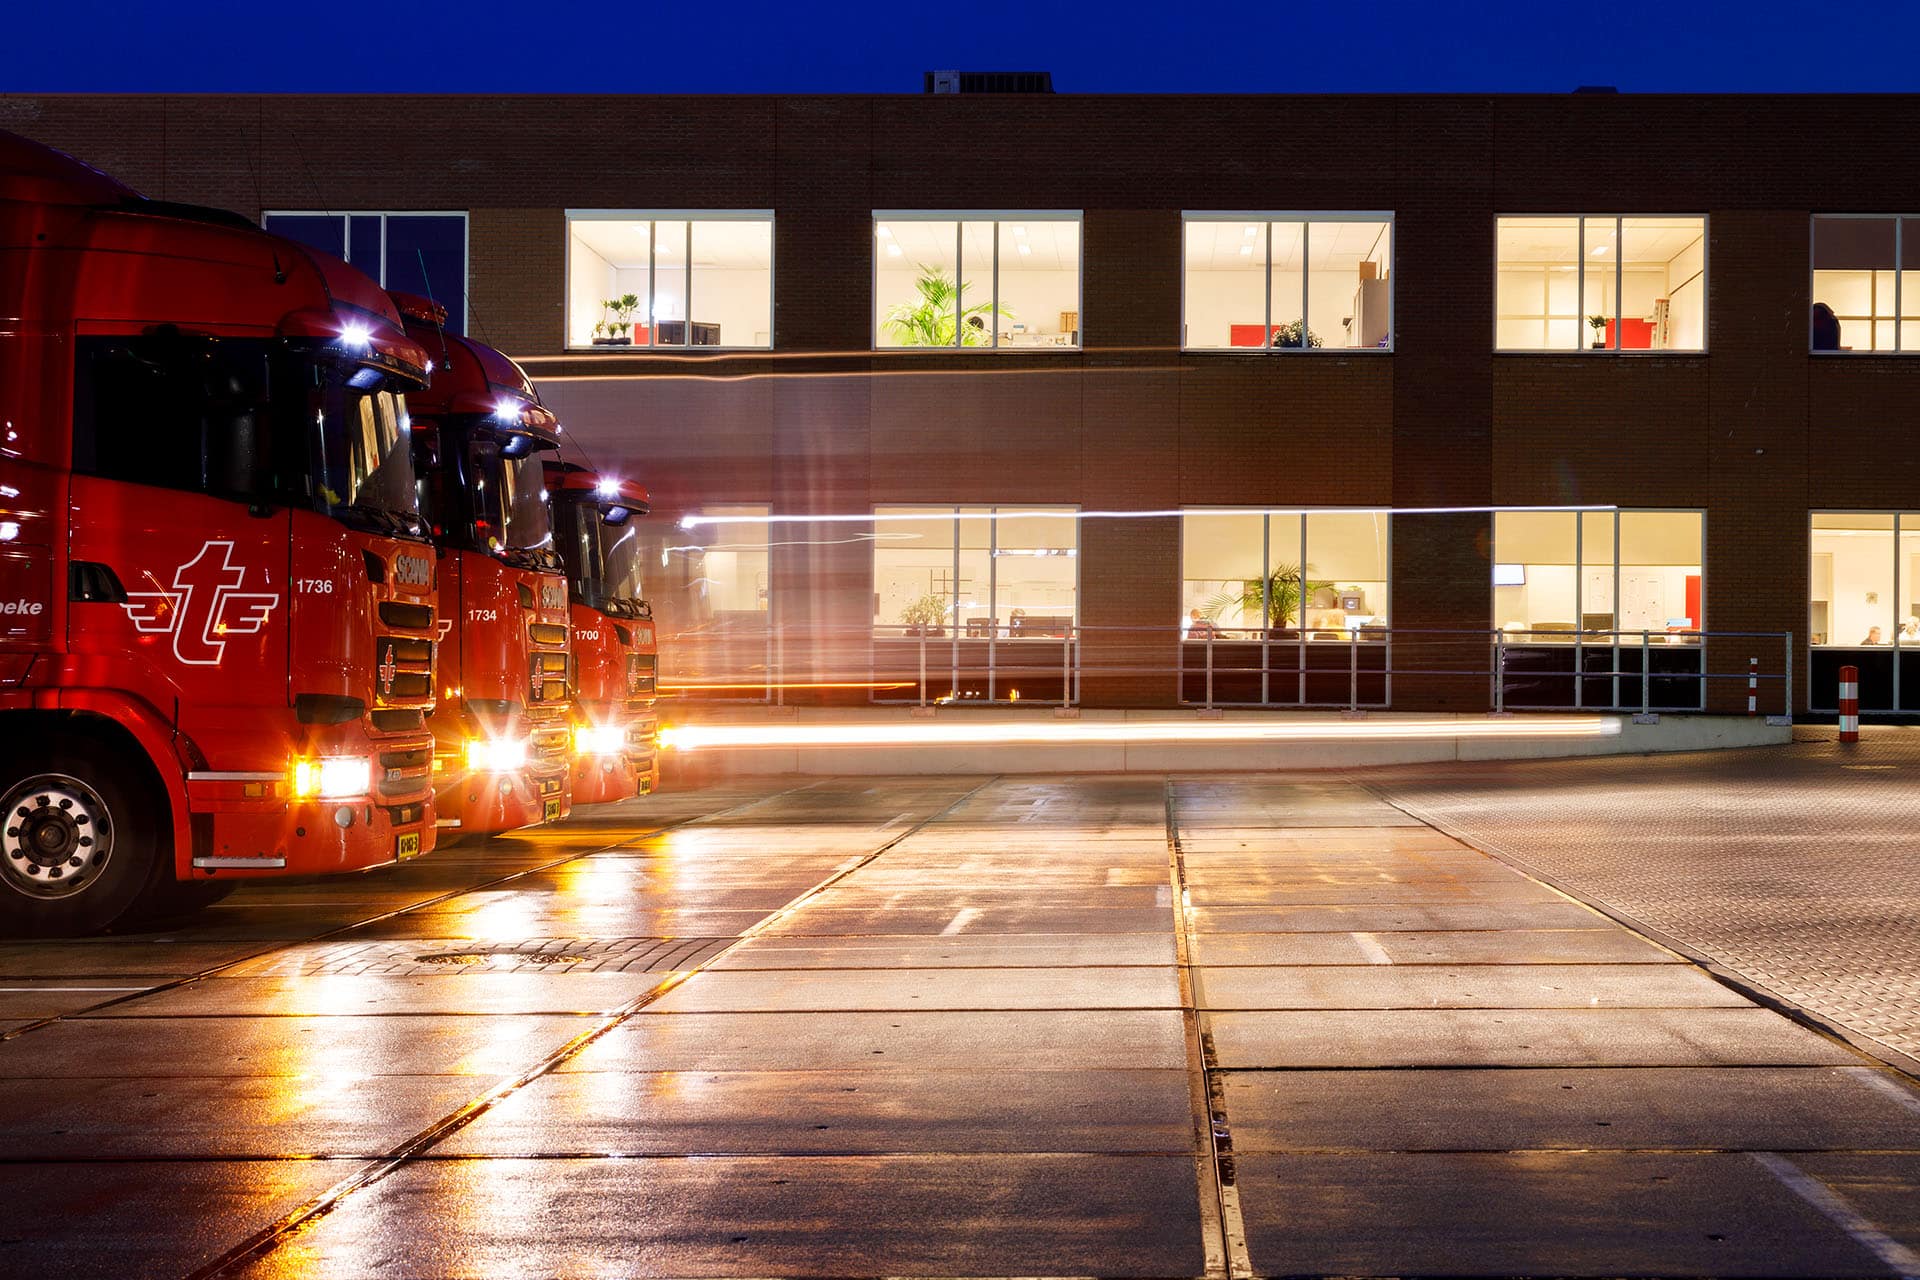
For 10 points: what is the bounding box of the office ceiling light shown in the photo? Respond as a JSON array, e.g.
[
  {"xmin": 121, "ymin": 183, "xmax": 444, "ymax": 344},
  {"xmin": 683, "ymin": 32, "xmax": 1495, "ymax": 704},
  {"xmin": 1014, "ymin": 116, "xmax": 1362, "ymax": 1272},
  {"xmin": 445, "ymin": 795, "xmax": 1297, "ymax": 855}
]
[
  {"xmin": 1244, "ymin": 225, "xmax": 1259, "ymax": 237},
  {"xmin": 1017, "ymin": 243, "xmax": 1031, "ymax": 255},
  {"xmin": 1592, "ymin": 244, "xmax": 1611, "ymax": 255},
  {"xmin": 877, "ymin": 225, "xmax": 894, "ymax": 238},
  {"xmin": 887, "ymin": 244, "xmax": 903, "ymax": 257},
  {"xmin": 1012, "ymin": 225, "xmax": 1026, "ymax": 236},
  {"xmin": 1239, "ymin": 245, "xmax": 1254, "ymax": 256}
]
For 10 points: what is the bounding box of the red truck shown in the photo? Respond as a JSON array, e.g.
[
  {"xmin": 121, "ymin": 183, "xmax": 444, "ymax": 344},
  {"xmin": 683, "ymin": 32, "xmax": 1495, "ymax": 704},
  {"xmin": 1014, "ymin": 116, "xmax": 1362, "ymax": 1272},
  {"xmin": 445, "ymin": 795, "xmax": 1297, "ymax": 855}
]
[
  {"xmin": 0, "ymin": 133, "xmax": 440, "ymax": 934},
  {"xmin": 391, "ymin": 296, "xmax": 573, "ymax": 837},
  {"xmin": 546, "ymin": 465, "xmax": 660, "ymax": 803}
]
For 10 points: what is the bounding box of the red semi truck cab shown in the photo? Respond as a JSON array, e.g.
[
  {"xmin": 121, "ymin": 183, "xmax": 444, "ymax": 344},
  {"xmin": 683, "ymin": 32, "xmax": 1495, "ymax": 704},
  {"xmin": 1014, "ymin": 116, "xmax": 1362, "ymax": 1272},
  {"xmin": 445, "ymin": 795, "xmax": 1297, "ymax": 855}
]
[
  {"xmin": 393, "ymin": 297, "xmax": 573, "ymax": 837},
  {"xmin": 0, "ymin": 133, "xmax": 440, "ymax": 934},
  {"xmin": 547, "ymin": 465, "xmax": 660, "ymax": 803}
]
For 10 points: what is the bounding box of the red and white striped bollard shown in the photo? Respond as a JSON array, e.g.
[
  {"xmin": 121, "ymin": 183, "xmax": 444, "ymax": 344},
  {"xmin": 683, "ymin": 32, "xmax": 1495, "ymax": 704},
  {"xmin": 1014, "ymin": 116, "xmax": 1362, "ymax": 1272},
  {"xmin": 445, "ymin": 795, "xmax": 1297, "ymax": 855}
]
[
  {"xmin": 1838, "ymin": 664, "xmax": 1859, "ymax": 744},
  {"xmin": 1746, "ymin": 657, "xmax": 1758, "ymax": 716}
]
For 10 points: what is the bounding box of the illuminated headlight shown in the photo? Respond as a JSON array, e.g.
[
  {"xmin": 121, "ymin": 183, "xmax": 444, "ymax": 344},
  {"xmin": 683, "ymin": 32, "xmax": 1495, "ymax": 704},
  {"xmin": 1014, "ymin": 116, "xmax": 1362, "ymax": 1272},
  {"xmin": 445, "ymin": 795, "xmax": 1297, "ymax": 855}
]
[
  {"xmin": 338, "ymin": 323, "xmax": 371, "ymax": 350},
  {"xmin": 465, "ymin": 737, "xmax": 528, "ymax": 772},
  {"xmin": 574, "ymin": 725, "xmax": 624, "ymax": 756},
  {"xmin": 291, "ymin": 756, "xmax": 373, "ymax": 800}
]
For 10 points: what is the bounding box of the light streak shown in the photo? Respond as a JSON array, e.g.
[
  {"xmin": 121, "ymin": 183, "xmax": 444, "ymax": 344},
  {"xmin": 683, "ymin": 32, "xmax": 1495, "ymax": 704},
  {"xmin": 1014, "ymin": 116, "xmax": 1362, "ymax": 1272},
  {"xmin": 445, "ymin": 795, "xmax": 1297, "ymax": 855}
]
[
  {"xmin": 658, "ymin": 680, "xmax": 915, "ymax": 692},
  {"xmin": 677, "ymin": 504, "xmax": 1619, "ymax": 530},
  {"xmin": 657, "ymin": 715, "xmax": 1621, "ymax": 752}
]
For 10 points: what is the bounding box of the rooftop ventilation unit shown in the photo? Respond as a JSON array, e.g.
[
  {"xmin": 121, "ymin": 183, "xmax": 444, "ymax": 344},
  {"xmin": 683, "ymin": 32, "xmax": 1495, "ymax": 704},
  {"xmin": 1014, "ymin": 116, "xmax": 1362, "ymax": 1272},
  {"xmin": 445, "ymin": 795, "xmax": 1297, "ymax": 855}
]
[{"xmin": 924, "ymin": 71, "xmax": 1054, "ymax": 94}]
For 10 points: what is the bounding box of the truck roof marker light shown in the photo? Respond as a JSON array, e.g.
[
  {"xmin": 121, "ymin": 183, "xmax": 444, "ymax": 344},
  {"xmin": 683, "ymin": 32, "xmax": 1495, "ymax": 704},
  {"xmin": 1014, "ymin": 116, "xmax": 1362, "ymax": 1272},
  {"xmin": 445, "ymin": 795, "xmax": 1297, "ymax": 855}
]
[
  {"xmin": 338, "ymin": 323, "xmax": 372, "ymax": 350},
  {"xmin": 597, "ymin": 477, "xmax": 622, "ymax": 498},
  {"xmin": 0, "ymin": 523, "xmax": 17, "ymax": 541},
  {"xmin": 494, "ymin": 399, "xmax": 520, "ymax": 422}
]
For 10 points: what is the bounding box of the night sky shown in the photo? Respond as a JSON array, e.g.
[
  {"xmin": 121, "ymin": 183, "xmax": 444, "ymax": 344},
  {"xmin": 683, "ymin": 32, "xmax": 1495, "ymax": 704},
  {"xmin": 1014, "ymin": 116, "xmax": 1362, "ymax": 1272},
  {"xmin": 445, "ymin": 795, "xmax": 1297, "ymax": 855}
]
[{"xmin": 8, "ymin": 0, "xmax": 1916, "ymax": 93}]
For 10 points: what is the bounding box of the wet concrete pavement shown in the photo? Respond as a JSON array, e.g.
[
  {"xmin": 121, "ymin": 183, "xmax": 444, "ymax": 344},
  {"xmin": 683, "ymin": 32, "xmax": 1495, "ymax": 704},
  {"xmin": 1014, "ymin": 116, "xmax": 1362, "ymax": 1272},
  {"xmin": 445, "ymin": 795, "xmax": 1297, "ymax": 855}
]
[{"xmin": 0, "ymin": 771, "xmax": 1916, "ymax": 1277}]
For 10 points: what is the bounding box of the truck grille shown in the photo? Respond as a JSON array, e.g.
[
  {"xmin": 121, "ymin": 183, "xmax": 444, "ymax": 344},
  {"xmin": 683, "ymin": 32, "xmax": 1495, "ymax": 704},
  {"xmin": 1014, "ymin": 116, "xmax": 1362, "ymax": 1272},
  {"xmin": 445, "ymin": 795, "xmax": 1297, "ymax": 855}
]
[
  {"xmin": 376, "ymin": 743, "xmax": 433, "ymax": 802},
  {"xmin": 529, "ymin": 726, "xmax": 570, "ymax": 770},
  {"xmin": 627, "ymin": 651, "xmax": 657, "ymax": 699},
  {"xmin": 376, "ymin": 634, "xmax": 435, "ymax": 706},
  {"xmin": 379, "ymin": 601, "xmax": 434, "ymax": 631},
  {"xmin": 528, "ymin": 622, "xmax": 567, "ymax": 647}
]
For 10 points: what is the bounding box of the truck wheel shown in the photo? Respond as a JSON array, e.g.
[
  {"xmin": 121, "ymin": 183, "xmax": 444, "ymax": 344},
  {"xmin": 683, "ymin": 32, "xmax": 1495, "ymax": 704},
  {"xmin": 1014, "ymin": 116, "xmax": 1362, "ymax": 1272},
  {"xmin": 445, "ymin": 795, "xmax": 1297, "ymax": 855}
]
[{"xmin": 0, "ymin": 740, "xmax": 170, "ymax": 938}]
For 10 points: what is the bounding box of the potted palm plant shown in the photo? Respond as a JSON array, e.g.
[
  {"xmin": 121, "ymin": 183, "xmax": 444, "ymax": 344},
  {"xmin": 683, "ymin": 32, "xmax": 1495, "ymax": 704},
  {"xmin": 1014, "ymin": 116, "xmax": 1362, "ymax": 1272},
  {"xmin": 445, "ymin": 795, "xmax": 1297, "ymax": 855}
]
[
  {"xmin": 1588, "ymin": 314, "xmax": 1607, "ymax": 348},
  {"xmin": 595, "ymin": 294, "xmax": 640, "ymax": 346},
  {"xmin": 1204, "ymin": 564, "xmax": 1330, "ymax": 634},
  {"xmin": 883, "ymin": 267, "xmax": 1010, "ymax": 347}
]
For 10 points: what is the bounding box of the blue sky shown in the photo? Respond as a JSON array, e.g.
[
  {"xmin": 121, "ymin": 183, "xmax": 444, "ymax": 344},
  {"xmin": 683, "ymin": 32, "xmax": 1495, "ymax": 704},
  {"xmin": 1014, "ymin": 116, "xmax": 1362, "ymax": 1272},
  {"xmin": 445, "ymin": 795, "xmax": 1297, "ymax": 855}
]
[{"xmin": 8, "ymin": 0, "xmax": 1913, "ymax": 92}]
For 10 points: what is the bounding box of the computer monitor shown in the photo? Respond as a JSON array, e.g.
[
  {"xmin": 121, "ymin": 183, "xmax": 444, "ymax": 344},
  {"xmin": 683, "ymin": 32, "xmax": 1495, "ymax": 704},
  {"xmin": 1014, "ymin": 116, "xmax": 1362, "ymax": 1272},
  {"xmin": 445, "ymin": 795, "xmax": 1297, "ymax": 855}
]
[{"xmin": 1493, "ymin": 563, "xmax": 1525, "ymax": 586}]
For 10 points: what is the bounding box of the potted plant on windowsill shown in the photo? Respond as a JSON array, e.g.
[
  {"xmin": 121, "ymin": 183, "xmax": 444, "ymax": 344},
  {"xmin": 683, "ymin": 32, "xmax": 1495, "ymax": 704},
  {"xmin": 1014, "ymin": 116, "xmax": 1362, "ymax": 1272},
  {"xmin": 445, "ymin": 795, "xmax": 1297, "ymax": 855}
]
[
  {"xmin": 883, "ymin": 267, "xmax": 1010, "ymax": 347},
  {"xmin": 1268, "ymin": 319, "xmax": 1322, "ymax": 349},
  {"xmin": 1588, "ymin": 314, "xmax": 1607, "ymax": 349},
  {"xmin": 593, "ymin": 294, "xmax": 640, "ymax": 346},
  {"xmin": 1204, "ymin": 564, "xmax": 1330, "ymax": 636},
  {"xmin": 900, "ymin": 593, "xmax": 947, "ymax": 638}
]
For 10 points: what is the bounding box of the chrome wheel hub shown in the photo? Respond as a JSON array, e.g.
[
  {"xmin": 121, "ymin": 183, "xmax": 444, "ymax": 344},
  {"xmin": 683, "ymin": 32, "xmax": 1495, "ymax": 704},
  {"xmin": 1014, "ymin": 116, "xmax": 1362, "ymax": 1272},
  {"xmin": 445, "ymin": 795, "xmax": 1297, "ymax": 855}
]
[{"xmin": 1, "ymin": 775, "xmax": 113, "ymax": 901}]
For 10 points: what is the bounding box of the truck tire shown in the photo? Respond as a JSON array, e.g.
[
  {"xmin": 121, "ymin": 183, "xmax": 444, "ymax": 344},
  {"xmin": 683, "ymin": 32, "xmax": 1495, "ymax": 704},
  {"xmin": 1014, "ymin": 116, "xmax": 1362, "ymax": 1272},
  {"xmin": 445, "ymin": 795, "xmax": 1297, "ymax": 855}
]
[{"xmin": 0, "ymin": 736, "xmax": 173, "ymax": 937}]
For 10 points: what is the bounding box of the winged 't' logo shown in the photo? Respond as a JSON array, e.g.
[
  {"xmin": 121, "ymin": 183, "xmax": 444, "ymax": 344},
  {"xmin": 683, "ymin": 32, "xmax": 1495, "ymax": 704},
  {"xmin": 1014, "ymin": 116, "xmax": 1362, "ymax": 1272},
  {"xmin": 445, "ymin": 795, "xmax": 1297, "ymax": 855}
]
[{"xmin": 123, "ymin": 541, "xmax": 278, "ymax": 666}]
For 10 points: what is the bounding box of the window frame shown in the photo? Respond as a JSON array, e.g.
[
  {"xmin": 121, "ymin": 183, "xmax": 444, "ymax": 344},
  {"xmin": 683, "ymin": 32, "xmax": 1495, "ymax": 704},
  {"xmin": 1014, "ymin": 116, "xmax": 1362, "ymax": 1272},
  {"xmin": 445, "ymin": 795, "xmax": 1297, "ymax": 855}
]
[
  {"xmin": 1177, "ymin": 506, "xmax": 1395, "ymax": 707},
  {"xmin": 870, "ymin": 211, "xmax": 1084, "ymax": 352},
  {"xmin": 563, "ymin": 209, "xmax": 776, "ymax": 354},
  {"xmin": 1807, "ymin": 509, "xmax": 1920, "ymax": 713},
  {"xmin": 261, "ymin": 211, "xmax": 470, "ymax": 334},
  {"xmin": 1490, "ymin": 507, "xmax": 1707, "ymax": 711},
  {"xmin": 1180, "ymin": 212, "xmax": 1396, "ymax": 355},
  {"xmin": 1808, "ymin": 213, "xmax": 1916, "ymax": 355},
  {"xmin": 1493, "ymin": 214, "xmax": 1710, "ymax": 356}
]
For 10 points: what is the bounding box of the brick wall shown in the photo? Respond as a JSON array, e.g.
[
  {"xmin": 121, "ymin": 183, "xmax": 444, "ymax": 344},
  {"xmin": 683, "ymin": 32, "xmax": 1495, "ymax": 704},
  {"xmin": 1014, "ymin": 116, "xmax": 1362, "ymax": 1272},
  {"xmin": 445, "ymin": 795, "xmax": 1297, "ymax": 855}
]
[{"xmin": 10, "ymin": 91, "xmax": 1920, "ymax": 714}]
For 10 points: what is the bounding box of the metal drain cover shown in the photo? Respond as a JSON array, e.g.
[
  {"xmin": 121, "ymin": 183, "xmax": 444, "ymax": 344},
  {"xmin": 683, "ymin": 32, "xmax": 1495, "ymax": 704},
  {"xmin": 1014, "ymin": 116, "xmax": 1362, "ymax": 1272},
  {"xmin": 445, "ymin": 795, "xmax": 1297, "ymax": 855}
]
[
  {"xmin": 231, "ymin": 937, "xmax": 736, "ymax": 977},
  {"xmin": 417, "ymin": 950, "xmax": 589, "ymax": 966}
]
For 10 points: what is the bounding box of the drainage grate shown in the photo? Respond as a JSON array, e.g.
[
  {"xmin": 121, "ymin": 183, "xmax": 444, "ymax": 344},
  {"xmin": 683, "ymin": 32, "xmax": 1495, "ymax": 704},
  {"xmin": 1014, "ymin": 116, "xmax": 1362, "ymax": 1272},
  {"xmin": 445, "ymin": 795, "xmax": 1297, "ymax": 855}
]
[{"xmin": 231, "ymin": 937, "xmax": 735, "ymax": 977}]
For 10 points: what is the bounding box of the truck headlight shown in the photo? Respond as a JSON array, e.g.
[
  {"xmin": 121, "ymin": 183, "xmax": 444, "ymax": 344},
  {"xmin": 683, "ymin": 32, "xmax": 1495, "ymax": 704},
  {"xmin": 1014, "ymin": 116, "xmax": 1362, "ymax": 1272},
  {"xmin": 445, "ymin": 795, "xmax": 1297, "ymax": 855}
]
[
  {"xmin": 573, "ymin": 724, "xmax": 625, "ymax": 757},
  {"xmin": 465, "ymin": 737, "xmax": 528, "ymax": 772},
  {"xmin": 292, "ymin": 756, "xmax": 373, "ymax": 800}
]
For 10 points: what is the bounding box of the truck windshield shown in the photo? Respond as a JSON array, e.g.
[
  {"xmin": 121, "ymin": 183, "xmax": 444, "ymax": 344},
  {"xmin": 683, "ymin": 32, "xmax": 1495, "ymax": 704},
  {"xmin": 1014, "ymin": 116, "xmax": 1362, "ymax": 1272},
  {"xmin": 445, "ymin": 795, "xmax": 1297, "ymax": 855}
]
[
  {"xmin": 303, "ymin": 365, "xmax": 423, "ymax": 534},
  {"xmin": 71, "ymin": 334, "xmax": 423, "ymax": 538},
  {"xmin": 558, "ymin": 497, "xmax": 646, "ymax": 614},
  {"xmin": 469, "ymin": 440, "xmax": 555, "ymax": 564}
]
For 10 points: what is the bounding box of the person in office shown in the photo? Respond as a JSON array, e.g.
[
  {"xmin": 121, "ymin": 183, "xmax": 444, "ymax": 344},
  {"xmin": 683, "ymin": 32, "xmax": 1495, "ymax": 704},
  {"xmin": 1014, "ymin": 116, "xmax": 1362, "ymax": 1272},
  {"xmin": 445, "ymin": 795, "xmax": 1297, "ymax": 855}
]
[
  {"xmin": 1862, "ymin": 626, "xmax": 1886, "ymax": 645},
  {"xmin": 1902, "ymin": 619, "xmax": 1920, "ymax": 642},
  {"xmin": 1183, "ymin": 608, "xmax": 1214, "ymax": 639},
  {"xmin": 1811, "ymin": 302, "xmax": 1843, "ymax": 352}
]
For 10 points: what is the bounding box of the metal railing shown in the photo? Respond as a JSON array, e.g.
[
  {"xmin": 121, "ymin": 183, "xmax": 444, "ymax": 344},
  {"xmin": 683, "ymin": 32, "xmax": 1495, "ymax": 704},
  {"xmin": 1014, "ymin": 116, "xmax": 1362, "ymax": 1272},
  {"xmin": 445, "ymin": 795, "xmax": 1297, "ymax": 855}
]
[{"xmin": 653, "ymin": 622, "xmax": 1795, "ymax": 719}]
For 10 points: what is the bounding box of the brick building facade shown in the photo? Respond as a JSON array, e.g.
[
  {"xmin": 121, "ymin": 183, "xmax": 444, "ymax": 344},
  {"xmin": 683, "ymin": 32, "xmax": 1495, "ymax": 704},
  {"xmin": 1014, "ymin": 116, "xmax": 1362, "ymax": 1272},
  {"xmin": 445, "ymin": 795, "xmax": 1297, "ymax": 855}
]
[{"xmin": 7, "ymin": 91, "xmax": 1919, "ymax": 716}]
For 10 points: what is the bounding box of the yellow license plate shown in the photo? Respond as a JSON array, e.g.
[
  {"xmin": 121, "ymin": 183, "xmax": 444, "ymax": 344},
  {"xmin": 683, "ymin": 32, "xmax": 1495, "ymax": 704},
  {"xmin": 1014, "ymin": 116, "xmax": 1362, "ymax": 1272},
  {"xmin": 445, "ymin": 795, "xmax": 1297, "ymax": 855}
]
[
  {"xmin": 396, "ymin": 832, "xmax": 421, "ymax": 858},
  {"xmin": 543, "ymin": 797, "xmax": 563, "ymax": 822}
]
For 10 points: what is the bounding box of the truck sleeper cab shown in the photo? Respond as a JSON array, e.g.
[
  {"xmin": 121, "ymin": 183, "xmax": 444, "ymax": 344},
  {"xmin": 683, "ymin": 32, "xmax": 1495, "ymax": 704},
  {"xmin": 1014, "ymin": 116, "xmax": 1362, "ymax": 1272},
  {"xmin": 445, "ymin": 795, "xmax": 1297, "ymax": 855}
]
[
  {"xmin": 0, "ymin": 132, "xmax": 439, "ymax": 935},
  {"xmin": 548, "ymin": 465, "xmax": 660, "ymax": 804},
  {"xmin": 394, "ymin": 296, "xmax": 573, "ymax": 838}
]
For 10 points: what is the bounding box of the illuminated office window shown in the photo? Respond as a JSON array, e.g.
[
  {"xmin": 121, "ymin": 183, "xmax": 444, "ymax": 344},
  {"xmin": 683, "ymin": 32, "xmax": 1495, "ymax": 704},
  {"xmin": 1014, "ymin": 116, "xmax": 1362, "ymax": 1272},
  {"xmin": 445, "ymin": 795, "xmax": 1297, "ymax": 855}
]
[
  {"xmin": 1810, "ymin": 216, "xmax": 1920, "ymax": 352},
  {"xmin": 1496, "ymin": 216, "xmax": 1705, "ymax": 352},
  {"xmin": 566, "ymin": 212, "xmax": 773, "ymax": 350},
  {"xmin": 872, "ymin": 506, "xmax": 1078, "ymax": 635},
  {"xmin": 874, "ymin": 215, "xmax": 1081, "ymax": 349},
  {"xmin": 1183, "ymin": 215, "xmax": 1393, "ymax": 351}
]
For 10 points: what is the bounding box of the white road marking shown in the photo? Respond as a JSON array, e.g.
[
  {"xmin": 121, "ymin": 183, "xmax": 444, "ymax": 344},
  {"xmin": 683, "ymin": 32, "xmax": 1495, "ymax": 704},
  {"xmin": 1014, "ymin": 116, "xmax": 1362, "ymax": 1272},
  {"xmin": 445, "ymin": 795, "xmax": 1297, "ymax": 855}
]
[
  {"xmin": 940, "ymin": 907, "xmax": 983, "ymax": 936},
  {"xmin": 1751, "ymin": 1152, "xmax": 1920, "ymax": 1278},
  {"xmin": 1351, "ymin": 932, "xmax": 1394, "ymax": 965},
  {"xmin": 1846, "ymin": 1066, "xmax": 1920, "ymax": 1118}
]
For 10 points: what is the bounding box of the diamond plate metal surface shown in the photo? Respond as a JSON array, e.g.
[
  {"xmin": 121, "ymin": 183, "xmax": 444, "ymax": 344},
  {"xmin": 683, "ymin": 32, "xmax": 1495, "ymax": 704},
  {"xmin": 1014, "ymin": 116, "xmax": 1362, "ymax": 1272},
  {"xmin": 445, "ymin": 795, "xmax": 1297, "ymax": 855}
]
[
  {"xmin": 1363, "ymin": 728, "xmax": 1920, "ymax": 1064},
  {"xmin": 237, "ymin": 936, "xmax": 735, "ymax": 977}
]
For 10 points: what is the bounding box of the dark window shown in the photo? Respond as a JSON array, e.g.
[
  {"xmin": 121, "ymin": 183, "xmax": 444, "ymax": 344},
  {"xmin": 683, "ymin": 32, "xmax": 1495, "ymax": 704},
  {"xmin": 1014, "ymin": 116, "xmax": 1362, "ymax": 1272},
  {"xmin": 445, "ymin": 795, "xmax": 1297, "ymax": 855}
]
[
  {"xmin": 384, "ymin": 216, "xmax": 466, "ymax": 335},
  {"xmin": 263, "ymin": 212, "xmax": 467, "ymax": 335}
]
